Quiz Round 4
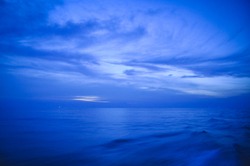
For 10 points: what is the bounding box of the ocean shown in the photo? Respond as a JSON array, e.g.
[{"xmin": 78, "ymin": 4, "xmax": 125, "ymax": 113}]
[{"xmin": 0, "ymin": 102, "xmax": 250, "ymax": 165}]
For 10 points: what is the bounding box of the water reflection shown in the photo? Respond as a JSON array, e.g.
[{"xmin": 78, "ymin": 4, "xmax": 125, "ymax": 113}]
[{"xmin": 0, "ymin": 107, "xmax": 250, "ymax": 165}]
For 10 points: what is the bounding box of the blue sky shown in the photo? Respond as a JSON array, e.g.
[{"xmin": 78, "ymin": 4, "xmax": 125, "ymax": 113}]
[{"xmin": 0, "ymin": 0, "xmax": 250, "ymax": 106}]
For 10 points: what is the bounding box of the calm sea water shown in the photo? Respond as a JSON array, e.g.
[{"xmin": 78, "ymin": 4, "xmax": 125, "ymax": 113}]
[{"xmin": 0, "ymin": 104, "xmax": 250, "ymax": 166}]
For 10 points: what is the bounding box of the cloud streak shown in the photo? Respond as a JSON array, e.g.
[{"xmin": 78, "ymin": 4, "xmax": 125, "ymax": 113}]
[{"xmin": 0, "ymin": 0, "xmax": 249, "ymax": 101}]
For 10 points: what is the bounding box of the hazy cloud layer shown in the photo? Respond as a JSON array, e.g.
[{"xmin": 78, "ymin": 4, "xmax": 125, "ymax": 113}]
[{"xmin": 1, "ymin": 0, "xmax": 250, "ymax": 100}]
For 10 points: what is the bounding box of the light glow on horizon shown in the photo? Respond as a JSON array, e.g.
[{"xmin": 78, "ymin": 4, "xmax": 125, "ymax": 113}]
[{"xmin": 72, "ymin": 96, "xmax": 109, "ymax": 103}]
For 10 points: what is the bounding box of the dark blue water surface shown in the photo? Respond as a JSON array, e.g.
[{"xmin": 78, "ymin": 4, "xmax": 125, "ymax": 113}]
[{"xmin": 0, "ymin": 103, "xmax": 250, "ymax": 165}]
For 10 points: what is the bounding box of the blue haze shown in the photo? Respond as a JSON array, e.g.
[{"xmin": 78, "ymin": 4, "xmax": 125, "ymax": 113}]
[{"xmin": 0, "ymin": 0, "xmax": 250, "ymax": 165}]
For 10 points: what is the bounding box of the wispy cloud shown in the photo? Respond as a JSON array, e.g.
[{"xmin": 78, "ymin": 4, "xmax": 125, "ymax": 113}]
[
  {"xmin": 176, "ymin": 76, "xmax": 250, "ymax": 97},
  {"xmin": 47, "ymin": 1, "xmax": 240, "ymax": 59},
  {"xmin": 1, "ymin": 0, "xmax": 249, "ymax": 100}
]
